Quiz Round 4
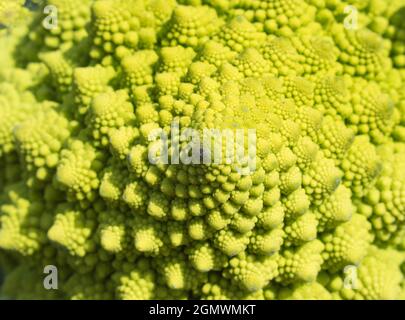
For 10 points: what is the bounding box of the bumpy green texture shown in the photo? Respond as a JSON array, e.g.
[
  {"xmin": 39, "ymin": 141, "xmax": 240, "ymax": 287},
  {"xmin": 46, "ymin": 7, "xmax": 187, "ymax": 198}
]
[{"xmin": 0, "ymin": 0, "xmax": 405, "ymax": 300}]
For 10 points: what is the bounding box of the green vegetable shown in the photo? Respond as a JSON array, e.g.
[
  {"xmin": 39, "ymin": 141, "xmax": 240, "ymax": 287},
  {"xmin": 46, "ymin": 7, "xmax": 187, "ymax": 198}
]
[{"xmin": 0, "ymin": 0, "xmax": 405, "ymax": 300}]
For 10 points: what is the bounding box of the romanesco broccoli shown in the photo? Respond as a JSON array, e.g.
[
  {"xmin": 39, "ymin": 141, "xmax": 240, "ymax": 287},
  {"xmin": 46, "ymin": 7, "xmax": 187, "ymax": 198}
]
[{"xmin": 0, "ymin": 0, "xmax": 405, "ymax": 300}]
